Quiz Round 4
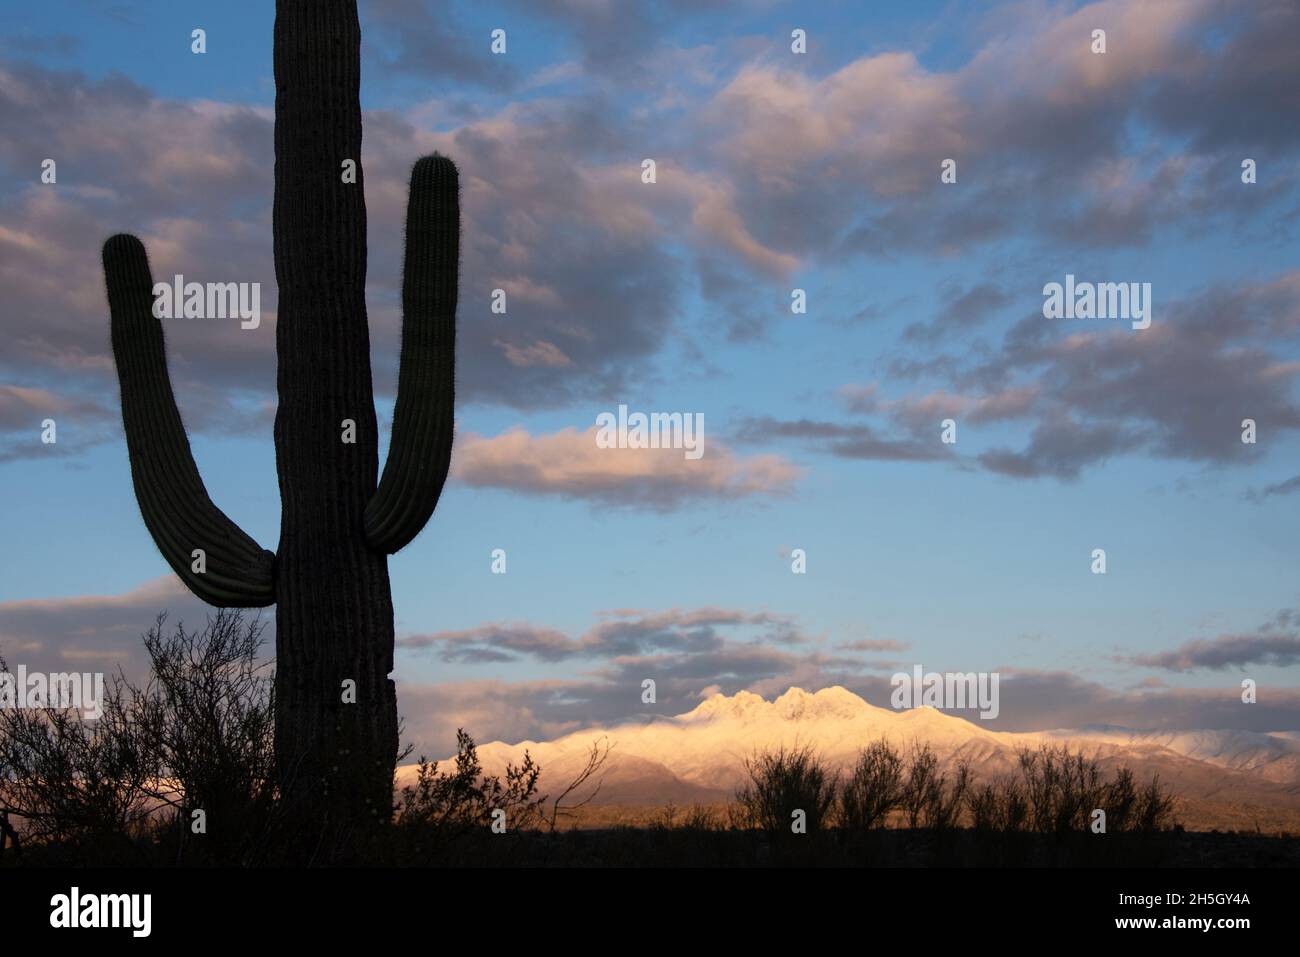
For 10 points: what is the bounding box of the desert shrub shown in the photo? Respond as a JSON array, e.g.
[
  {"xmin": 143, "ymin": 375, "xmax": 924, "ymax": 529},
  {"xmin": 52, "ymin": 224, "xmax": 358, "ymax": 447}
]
[
  {"xmin": 656, "ymin": 800, "xmax": 719, "ymax": 831},
  {"xmin": 0, "ymin": 611, "xmax": 278, "ymax": 865},
  {"xmin": 1018, "ymin": 744, "xmax": 1105, "ymax": 835},
  {"xmin": 967, "ymin": 783, "xmax": 998, "ymax": 831},
  {"xmin": 924, "ymin": 759, "xmax": 971, "ymax": 830},
  {"xmin": 895, "ymin": 744, "xmax": 969, "ymax": 830},
  {"xmin": 735, "ymin": 744, "xmax": 836, "ymax": 833},
  {"xmin": 130, "ymin": 612, "xmax": 278, "ymax": 863},
  {"xmin": 546, "ymin": 737, "xmax": 611, "ymax": 831},
  {"xmin": 1103, "ymin": 766, "xmax": 1177, "ymax": 834},
  {"xmin": 394, "ymin": 729, "xmax": 545, "ymax": 861},
  {"xmin": 0, "ymin": 664, "xmax": 151, "ymax": 855},
  {"xmin": 967, "ymin": 778, "xmax": 1030, "ymax": 833},
  {"xmin": 681, "ymin": 803, "xmax": 720, "ymax": 831},
  {"xmin": 1102, "ymin": 766, "xmax": 1139, "ymax": 833},
  {"xmin": 968, "ymin": 746, "xmax": 1180, "ymax": 840},
  {"xmin": 656, "ymin": 801, "xmax": 681, "ymax": 830},
  {"xmin": 898, "ymin": 743, "xmax": 934, "ymax": 827},
  {"xmin": 894, "ymin": 743, "xmax": 967, "ymax": 826},
  {"xmin": 1133, "ymin": 776, "xmax": 1177, "ymax": 832},
  {"xmin": 839, "ymin": 738, "xmax": 903, "ymax": 830},
  {"xmin": 1, "ymin": 608, "xmax": 554, "ymax": 866}
]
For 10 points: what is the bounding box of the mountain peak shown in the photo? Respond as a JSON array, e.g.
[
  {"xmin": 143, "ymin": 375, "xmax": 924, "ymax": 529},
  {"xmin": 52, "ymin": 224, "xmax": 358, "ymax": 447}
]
[
  {"xmin": 684, "ymin": 685, "xmax": 874, "ymax": 722},
  {"xmin": 686, "ymin": 688, "xmax": 767, "ymax": 721}
]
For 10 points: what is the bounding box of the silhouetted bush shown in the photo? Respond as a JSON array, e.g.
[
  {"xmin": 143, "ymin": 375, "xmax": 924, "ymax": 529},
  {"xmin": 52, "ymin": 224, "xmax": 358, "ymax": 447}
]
[
  {"xmin": 1133, "ymin": 775, "xmax": 1178, "ymax": 832},
  {"xmin": 1019, "ymin": 744, "xmax": 1105, "ymax": 835},
  {"xmin": 393, "ymin": 729, "xmax": 544, "ymax": 863},
  {"xmin": 967, "ymin": 778, "xmax": 1030, "ymax": 833},
  {"xmin": 1, "ymin": 609, "xmax": 563, "ymax": 866},
  {"xmin": 839, "ymin": 738, "xmax": 904, "ymax": 830},
  {"xmin": 133, "ymin": 612, "xmax": 279, "ymax": 863},
  {"xmin": 656, "ymin": 801, "xmax": 720, "ymax": 832},
  {"xmin": 1101, "ymin": 765, "xmax": 1177, "ymax": 834},
  {"xmin": 955, "ymin": 745, "xmax": 1182, "ymax": 865},
  {"xmin": 735, "ymin": 744, "xmax": 837, "ymax": 834},
  {"xmin": 0, "ymin": 659, "xmax": 152, "ymax": 858},
  {"xmin": 0, "ymin": 611, "xmax": 278, "ymax": 865},
  {"xmin": 899, "ymin": 743, "xmax": 969, "ymax": 829}
]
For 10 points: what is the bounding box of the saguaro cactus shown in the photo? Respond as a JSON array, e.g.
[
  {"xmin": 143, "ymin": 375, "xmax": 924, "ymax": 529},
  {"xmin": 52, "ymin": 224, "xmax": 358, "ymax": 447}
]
[{"xmin": 101, "ymin": 0, "xmax": 457, "ymax": 836}]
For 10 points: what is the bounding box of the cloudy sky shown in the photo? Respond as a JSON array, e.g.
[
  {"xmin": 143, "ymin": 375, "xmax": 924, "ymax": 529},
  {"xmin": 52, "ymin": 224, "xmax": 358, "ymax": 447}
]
[{"xmin": 2, "ymin": 0, "xmax": 1299, "ymax": 756}]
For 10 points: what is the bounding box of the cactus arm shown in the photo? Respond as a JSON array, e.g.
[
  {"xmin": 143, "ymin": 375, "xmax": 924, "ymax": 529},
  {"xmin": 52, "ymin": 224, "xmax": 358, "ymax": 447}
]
[
  {"xmin": 364, "ymin": 155, "xmax": 459, "ymax": 554},
  {"xmin": 103, "ymin": 234, "xmax": 276, "ymax": 607}
]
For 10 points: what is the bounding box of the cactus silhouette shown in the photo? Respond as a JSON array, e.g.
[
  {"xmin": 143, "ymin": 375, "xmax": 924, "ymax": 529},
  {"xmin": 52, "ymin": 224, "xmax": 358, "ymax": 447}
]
[{"xmin": 100, "ymin": 0, "xmax": 457, "ymax": 837}]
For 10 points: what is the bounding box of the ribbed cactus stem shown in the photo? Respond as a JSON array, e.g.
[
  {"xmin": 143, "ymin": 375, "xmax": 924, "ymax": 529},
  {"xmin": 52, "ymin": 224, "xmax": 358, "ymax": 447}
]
[
  {"xmin": 103, "ymin": 234, "xmax": 275, "ymax": 607},
  {"xmin": 365, "ymin": 155, "xmax": 459, "ymax": 554},
  {"xmin": 102, "ymin": 0, "xmax": 459, "ymax": 842}
]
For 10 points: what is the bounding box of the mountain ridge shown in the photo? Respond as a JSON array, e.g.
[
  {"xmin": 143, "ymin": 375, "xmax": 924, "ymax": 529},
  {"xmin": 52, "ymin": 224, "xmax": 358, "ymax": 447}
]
[{"xmin": 398, "ymin": 686, "xmax": 1300, "ymax": 823}]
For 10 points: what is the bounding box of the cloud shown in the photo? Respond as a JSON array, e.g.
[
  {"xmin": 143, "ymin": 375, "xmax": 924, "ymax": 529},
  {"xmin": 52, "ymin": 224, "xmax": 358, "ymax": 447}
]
[
  {"xmin": 1123, "ymin": 611, "xmax": 1300, "ymax": 672},
  {"xmin": 838, "ymin": 639, "xmax": 910, "ymax": 653},
  {"xmin": 0, "ymin": 575, "xmax": 218, "ymax": 672},
  {"xmin": 733, "ymin": 416, "xmax": 949, "ymax": 463},
  {"xmin": 0, "ymin": 384, "xmax": 118, "ymax": 463},
  {"xmin": 400, "ymin": 607, "xmax": 805, "ymax": 663},
  {"xmin": 452, "ymin": 425, "xmax": 802, "ymax": 508},
  {"xmin": 401, "ymin": 623, "xmax": 575, "ymax": 664},
  {"xmin": 363, "ymin": 0, "xmax": 519, "ymax": 90},
  {"xmin": 977, "ymin": 410, "xmax": 1143, "ymax": 480},
  {"xmin": 498, "ymin": 0, "xmax": 732, "ymax": 85},
  {"xmin": 0, "ymin": 64, "xmax": 281, "ymax": 442},
  {"xmin": 0, "ymin": 61, "xmax": 754, "ymax": 423},
  {"xmin": 5, "ymin": 0, "xmax": 1300, "ymax": 431},
  {"xmin": 1245, "ymin": 474, "xmax": 1300, "ymax": 503},
  {"xmin": 494, "ymin": 339, "xmax": 572, "ymax": 369},
  {"xmin": 968, "ymin": 667, "xmax": 1300, "ymax": 734},
  {"xmin": 967, "ymin": 274, "xmax": 1300, "ymax": 476},
  {"xmin": 697, "ymin": 0, "xmax": 1300, "ymax": 274},
  {"xmin": 903, "ymin": 282, "xmax": 1013, "ymax": 344},
  {"xmin": 762, "ymin": 271, "xmax": 1300, "ymax": 481}
]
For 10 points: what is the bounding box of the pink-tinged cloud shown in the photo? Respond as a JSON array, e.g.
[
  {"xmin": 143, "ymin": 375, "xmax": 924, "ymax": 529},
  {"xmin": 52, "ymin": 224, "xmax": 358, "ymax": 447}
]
[
  {"xmin": 400, "ymin": 607, "xmax": 805, "ymax": 663},
  {"xmin": 838, "ymin": 639, "xmax": 911, "ymax": 653},
  {"xmin": 452, "ymin": 425, "xmax": 803, "ymax": 508},
  {"xmin": 711, "ymin": 51, "xmax": 965, "ymax": 199},
  {"xmin": 0, "ymin": 384, "xmax": 114, "ymax": 430},
  {"xmin": 494, "ymin": 339, "xmax": 573, "ymax": 368},
  {"xmin": 0, "ymin": 575, "xmax": 216, "ymax": 671}
]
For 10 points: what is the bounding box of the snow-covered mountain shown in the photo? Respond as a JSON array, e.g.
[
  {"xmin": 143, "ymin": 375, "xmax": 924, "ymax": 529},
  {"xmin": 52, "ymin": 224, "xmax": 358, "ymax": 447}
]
[{"xmin": 399, "ymin": 686, "xmax": 1300, "ymax": 814}]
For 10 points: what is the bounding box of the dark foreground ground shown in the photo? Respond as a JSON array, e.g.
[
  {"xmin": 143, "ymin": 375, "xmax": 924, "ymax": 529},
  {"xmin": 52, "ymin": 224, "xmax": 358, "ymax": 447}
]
[
  {"xmin": 9, "ymin": 825, "xmax": 1294, "ymax": 868},
  {"xmin": 408, "ymin": 827, "xmax": 1300, "ymax": 868}
]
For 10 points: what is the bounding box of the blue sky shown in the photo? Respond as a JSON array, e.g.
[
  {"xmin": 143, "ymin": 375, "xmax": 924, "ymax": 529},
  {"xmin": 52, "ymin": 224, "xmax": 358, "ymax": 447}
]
[{"xmin": 2, "ymin": 0, "xmax": 1299, "ymax": 755}]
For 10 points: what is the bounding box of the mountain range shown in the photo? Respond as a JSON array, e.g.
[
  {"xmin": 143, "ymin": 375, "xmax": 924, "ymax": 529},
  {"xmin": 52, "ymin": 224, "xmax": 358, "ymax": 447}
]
[{"xmin": 400, "ymin": 686, "xmax": 1300, "ymax": 831}]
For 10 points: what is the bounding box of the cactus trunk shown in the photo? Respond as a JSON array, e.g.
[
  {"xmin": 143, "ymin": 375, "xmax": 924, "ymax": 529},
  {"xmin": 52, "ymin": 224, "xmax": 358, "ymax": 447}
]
[
  {"xmin": 270, "ymin": 0, "xmax": 397, "ymax": 830},
  {"xmin": 103, "ymin": 0, "xmax": 458, "ymax": 852}
]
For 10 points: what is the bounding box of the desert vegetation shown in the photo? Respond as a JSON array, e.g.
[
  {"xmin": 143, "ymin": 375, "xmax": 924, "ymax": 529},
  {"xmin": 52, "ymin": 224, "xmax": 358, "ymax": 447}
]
[
  {"xmin": 727, "ymin": 738, "xmax": 1183, "ymax": 865},
  {"xmin": 3, "ymin": 610, "xmax": 1295, "ymax": 868},
  {"xmin": 0, "ymin": 610, "xmax": 603, "ymax": 866}
]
